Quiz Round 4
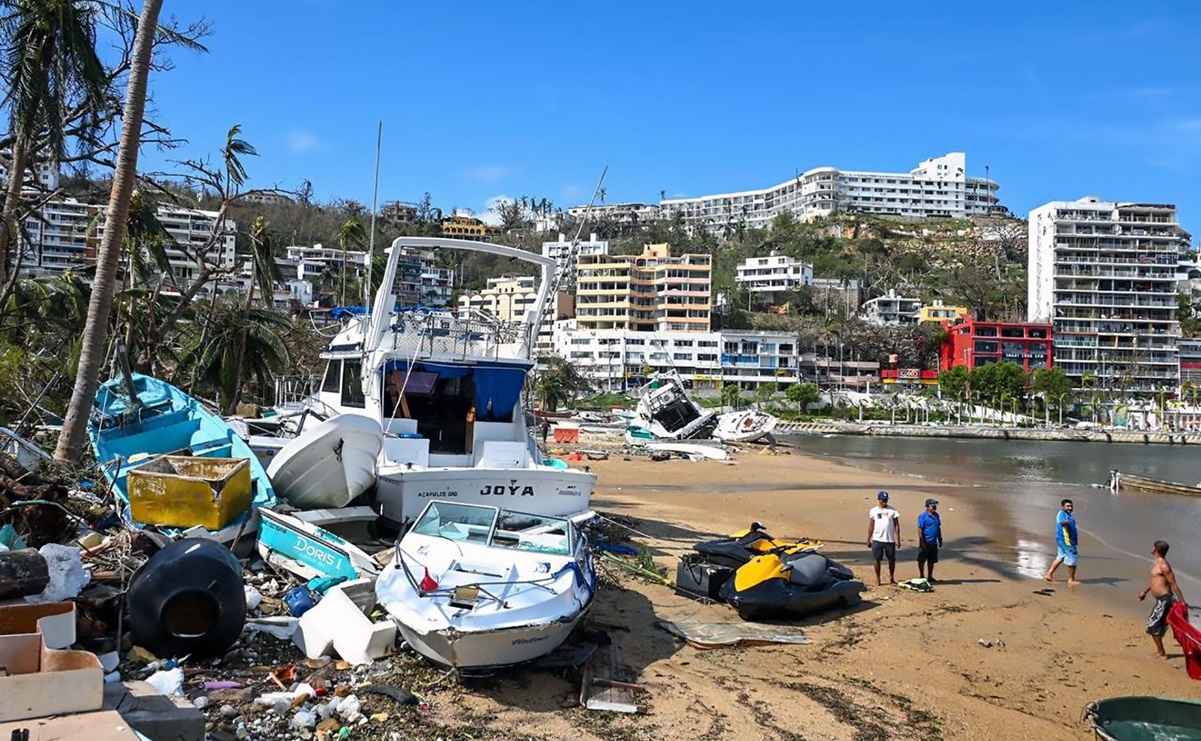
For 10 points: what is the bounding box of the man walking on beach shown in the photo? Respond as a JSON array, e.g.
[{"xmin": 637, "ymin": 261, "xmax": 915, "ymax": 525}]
[
  {"xmin": 1139, "ymin": 540, "xmax": 1186, "ymax": 659},
  {"xmin": 867, "ymin": 490, "xmax": 901, "ymax": 586},
  {"xmin": 1044, "ymin": 499, "xmax": 1080, "ymax": 586},
  {"xmin": 916, "ymin": 498, "xmax": 943, "ymax": 583}
]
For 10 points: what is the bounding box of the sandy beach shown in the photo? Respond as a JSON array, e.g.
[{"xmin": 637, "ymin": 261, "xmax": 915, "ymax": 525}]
[{"xmin": 406, "ymin": 443, "xmax": 1198, "ymax": 740}]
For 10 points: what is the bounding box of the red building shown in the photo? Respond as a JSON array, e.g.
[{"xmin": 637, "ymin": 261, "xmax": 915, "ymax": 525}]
[{"xmin": 940, "ymin": 319, "xmax": 1053, "ymax": 371}]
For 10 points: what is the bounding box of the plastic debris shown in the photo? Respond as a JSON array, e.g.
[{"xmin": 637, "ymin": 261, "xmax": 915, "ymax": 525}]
[
  {"xmin": 291, "ymin": 709, "xmax": 317, "ymax": 730},
  {"xmin": 103, "ymin": 670, "xmax": 122, "ymax": 683},
  {"xmin": 146, "ymin": 667, "xmax": 185, "ymax": 695},
  {"xmin": 244, "ymin": 585, "xmax": 263, "ymax": 611},
  {"xmin": 25, "ymin": 543, "xmax": 88, "ymax": 603},
  {"xmin": 0, "ymin": 523, "xmax": 26, "ymax": 550},
  {"xmin": 284, "ymin": 585, "xmax": 316, "ymax": 617},
  {"xmin": 204, "ymin": 680, "xmax": 244, "ymax": 691},
  {"xmin": 245, "ymin": 616, "xmax": 299, "ymax": 640},
  {"xmin": 307, "ymin": 575, "xmax": 349, "ymax": 595},
  {"xmin": 97, "ymin": 650, "xmax": 120, "ymax": 672},
  {"xmin": 193, "ymin": 696, "xmax": 210, "ymax": 709}
]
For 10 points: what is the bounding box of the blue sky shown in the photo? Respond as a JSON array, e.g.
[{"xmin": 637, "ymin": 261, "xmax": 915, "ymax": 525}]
[{"xmin": 134, "ymin": 1, "xmax": 1201, "ymax": 228}]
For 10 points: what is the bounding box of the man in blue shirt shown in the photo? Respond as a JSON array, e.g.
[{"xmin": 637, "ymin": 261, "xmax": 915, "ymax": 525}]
[
  {"xmin": 916, "ymin": 499, "xmax": 943, "ymax": 583},
  {"xmin": 1044, "ymin": 499, "xmax": 1080, "ymax": 586}
]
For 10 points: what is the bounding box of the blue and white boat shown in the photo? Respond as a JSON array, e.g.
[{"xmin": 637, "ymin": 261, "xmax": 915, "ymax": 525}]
[{"xmin": 89, "ymin": 373, "xmax": 276, "ymax": 542}]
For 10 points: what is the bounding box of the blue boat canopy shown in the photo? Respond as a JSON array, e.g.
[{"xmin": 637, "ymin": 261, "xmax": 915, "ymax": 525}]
[{"xmin": 381, "ymin": 360, "xmax": 530, "ymax": 423}]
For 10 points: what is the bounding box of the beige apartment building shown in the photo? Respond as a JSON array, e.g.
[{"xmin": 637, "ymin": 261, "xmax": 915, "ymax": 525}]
[{"xmin": 575, "ymin": 243, "xmax": 711, "ymax": 333}]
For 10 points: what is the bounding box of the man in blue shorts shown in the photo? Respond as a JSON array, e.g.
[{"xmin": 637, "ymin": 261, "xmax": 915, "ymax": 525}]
[{"xmin": 1044, "ymin": 499, "xmax": 1080, "ymax": 586}]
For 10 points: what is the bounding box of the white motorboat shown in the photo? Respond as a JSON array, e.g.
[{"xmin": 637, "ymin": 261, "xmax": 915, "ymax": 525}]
[
  {"xmin": 305, "ymin": 237, "xmax": 595, "ymax": 527},
  {"xmin": 713, "ymin": 409, "xmax": 778, "ymax": 443},
  {"xmin": 629, "ymin": 371, "xmax": 716, "ymax": 440},
  {"xmin": 266, "ymin": 414, "xmax": 384, "ymax": 509},
  {"xmin": 375, "ymin": 501, "xmax": 596, "ymax": 671}
]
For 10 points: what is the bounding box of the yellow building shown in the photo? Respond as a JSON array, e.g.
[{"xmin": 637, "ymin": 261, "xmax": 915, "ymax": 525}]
[
  {"xmin": 918, "ymin": 301, "xmax": 970, "ymax": 325},
  {"xmin": 440, "ymin": 215, "xmax": 493, "ymax": 241},
  {"xmin": 575, "ymin": 243, "xmax": 711, "ymax": 332}
]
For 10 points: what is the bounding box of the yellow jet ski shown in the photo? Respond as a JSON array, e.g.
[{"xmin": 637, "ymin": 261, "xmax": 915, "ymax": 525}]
[
  {"xmin": 719, "ymin": 550, "xmax": 865, "ymax": 621},
  {"xmin": 692, "ymin": 522, "xmax": 823, "ymax": 569}
]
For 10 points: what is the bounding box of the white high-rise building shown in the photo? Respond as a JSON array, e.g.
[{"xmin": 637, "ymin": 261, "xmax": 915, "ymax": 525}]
[
  {"xmin": 0, "ymin": 153, "xmax": 60, "ymax": 192},
  {"xmin": 662, "ymin": 153, "xmax": 1002, "ymax": 234},
  {"xmin": 735, "ymin": 251, "xmax": 813, "ymax": 301},
  {"xmin": 1028, "ymin": 197, "xmax": 1192, "ymax": 393},
  {"xmin": 540, "ymin": 232, "xmax": 609, "ymax": 287}
]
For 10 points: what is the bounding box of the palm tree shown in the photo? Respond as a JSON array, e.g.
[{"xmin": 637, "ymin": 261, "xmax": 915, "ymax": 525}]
[
  {"xmin": 336, "ymin": 217, "xmax": 366, "ymax": 304},
  {"xmin": 54, "ymin": 0, "xmax": 163, "ymax": 463},
  {"xmin": 187, "ymin": 298, "xmax": 292, "ymax": 413},
  {"xmin": 0, "ymin": 0, "xmax": 109, "ymax": 290},
  {"xmin": 531, "ymin": 355, "xmax": 590, "ymax": 412}
]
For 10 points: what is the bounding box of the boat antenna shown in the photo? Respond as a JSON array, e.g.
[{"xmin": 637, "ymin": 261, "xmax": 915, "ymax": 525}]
[
  {"xmin": 363, "ymin": 121, "xmax": 383, "ymax": 308},
  {"xmin": 539, "ymin": 166, "xmax": 607, "ymax": 327}
]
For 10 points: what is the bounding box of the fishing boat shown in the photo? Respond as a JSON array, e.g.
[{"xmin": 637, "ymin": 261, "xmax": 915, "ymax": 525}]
[
  {"xmin": 89, "ymin": 373, "xmax": 276, "ymax": 542},
  {"xmin": 374, "ymin": 501, "xmax": 596, "ymax": 672},
  {"xmin": 1084, "ymin": 697, "xmax": 1201, "ymax": 740},
  {"xmin": 713, "ymin": 409, "xmax": 778, "ymax": 443},
  {"xmin": 629, "ymin": 371, "xmax": 716, "ymax": 440},
  {"xmin": 304, "ymin": 237, "xmax": 595, "ymax": 527},
  {"xmin": 1116, "ymin": 472, "xmax": 1201, "ymax": 498},
  {"xmin": 266, "ymin": 414, "xmax": 384, "ymax": 509}
]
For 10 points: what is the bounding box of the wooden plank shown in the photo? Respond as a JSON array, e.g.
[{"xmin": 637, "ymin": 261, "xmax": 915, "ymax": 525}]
[{"xmin": 580, "ymin": 637, "xmax": 638, "ymax": 714}]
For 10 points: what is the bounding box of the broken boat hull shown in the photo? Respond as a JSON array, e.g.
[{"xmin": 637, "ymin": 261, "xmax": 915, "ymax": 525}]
[{"xmin": 266, "ymin": 414, "xmax": 383, "ymax": 509}]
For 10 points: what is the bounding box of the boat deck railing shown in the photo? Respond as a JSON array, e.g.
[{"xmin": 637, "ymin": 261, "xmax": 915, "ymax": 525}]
[{"xmin": 385, "ymin": 308, "xmax": 531, "ymax": 360}]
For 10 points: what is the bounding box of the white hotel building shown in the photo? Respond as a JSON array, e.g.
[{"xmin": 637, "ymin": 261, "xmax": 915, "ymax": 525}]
[
  {"xmin": 735, "ymin": 252, "xmax": 813, "ymax": 302},
  {"xmin": 540, "ymin": 232, "xmax": 609, "ymax": 287},
  {"xmin": 1028, "ymin": 197, "xmax": 1192, "ymax": 394},
  {"xmin": 661, "ymin": 152, "xmax": 1002, "ymax": 234}
]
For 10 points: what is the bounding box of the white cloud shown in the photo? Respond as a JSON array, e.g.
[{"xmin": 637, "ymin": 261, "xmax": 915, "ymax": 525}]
[
  {"xmin": 560, "ymin": 184, "xmax": 588, "ymax": 203},
  {"xmin": 476, "ymin": 195, "xmax": 512, "ymax": 226},
  {"xmin": 464, "ymin": 164, "xmax": 511, "ymax": 183},
  {"xmin": 287, "ymin": 129, "xmax": 323, "ymax": 153}
]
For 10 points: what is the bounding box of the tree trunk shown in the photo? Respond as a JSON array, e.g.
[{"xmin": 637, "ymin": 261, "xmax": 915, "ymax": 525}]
[
  {"xmin": 54, "ymin": 0, "xmax": 164, "ymax": 463},
  {"xmin": 0, "ymin": 139, "xmax": 30, "ymax": 290}
]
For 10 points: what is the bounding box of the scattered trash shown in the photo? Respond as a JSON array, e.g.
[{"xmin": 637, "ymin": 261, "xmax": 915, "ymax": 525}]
[
  {"xmin": 284, "ymin": 585, "xmax": 316, "ymax": 617},
  {"xmin": 257, "ymin": 508, "xmax": 379, "ymax": 582},
  {"xmin": 126, "ymin": 539, "xmax": 246, "ymax": 658},
  {"xmin": 145, "ymin": 667, "xmax": 185, "ymax": 695},
  {"xmin": 0, "ymin": 523, "xmax": 27, "ymax": 550},
  {"xmin": 978, "ymin": 637, "xmax": 1006, "ymax": 648},
  {"xmin": 244, "ymin": 585, "xmax": 262, "ymax": 611},
  {"xmin": 97, "ymin": 650, "xmax": 120, "ymax": 672},
  {"xmin": 244, "ymin": 617, "xmax": 299, "ymax": 640},
  {"xmin": 307, "ymin": 574, "xmax": 349, "ymax": 595},
  {"xmin": 24, "ymin": 543, "xmax": 89, "ymax": 603},
  {"xmin": 0, "ymin": 548, "xmax": 51, "ymax": 600}
]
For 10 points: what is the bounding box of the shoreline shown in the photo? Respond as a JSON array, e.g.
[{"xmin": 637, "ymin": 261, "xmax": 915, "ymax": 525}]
[{"xmin": 780, "ymin": 420, "xmax": 1201, "ymax": 447}]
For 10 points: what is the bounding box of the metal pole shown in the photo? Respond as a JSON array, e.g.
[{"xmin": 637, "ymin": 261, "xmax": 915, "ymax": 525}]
[{"xmin": 364, "ymin": 121, "xmax": 383, "ymax": 307}]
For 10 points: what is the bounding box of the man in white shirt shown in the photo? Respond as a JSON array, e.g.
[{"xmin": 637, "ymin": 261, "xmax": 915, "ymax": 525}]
[{"xmin": 867, "ymin": 490, "xmax": 901, "ymax": 586}]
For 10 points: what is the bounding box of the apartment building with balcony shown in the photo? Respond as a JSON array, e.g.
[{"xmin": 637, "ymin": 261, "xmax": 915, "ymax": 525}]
[
  {"xmin": 564, "ymin": 202, "xmax": 661, "ymax": 229},
  {"xmin": 0, "ymin": 152, "xmax": 60, "ymax": 192},
  {"xmin": 719, "ymin": 331, "xmax": 800, "ymax": 388},
  {"xmin": 629, "ymin": 244, "xmax": 712, "ymax": 333},
  {"xmin": 661, "ymin": 152, "xmax": 1003, "ymax": 234},
  {"xmin": 575, "ymin": 252, "xmax": 633, "ymax": 331},
  {"xmin": 860, "ymin": 290, "xmax": 921, "ymax": 326},
  {"xmin": 552, "ymin": 321, "xmax": 724, "ymax": 392},
  {"xmin": 286, "ymin": 244, "xmax": 370, "ymax": 282},
  {"xmin": 735, "ymin": 251, "xmax": 813, "ymax": 302},
  {"xmin": 540, "ymin": 232, "xmax": 609, "ymax": 287},
  {"xmin": 939, "ymin": 319, "xmax": 1052, "ymax": 372},
  {"xmin": 1028, "ymin": 197, "xmax": 1192, "ymax": 393}
]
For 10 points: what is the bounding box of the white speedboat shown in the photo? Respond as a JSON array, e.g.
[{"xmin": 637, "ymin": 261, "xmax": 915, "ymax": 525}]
[
  {"xmin": 375, "ymin": 501, "xmax": 595, "ymax": 671},
  {"xmin": 266, "ymin": 414, "xmax": 384, "ymax": 509},
  {"xmin": 713, "ymin": 409, "xmax": 778, "ymax": 443},
  {"xmin": 306, "ymin": 237, "xmax": 596, "ymax": 527}
]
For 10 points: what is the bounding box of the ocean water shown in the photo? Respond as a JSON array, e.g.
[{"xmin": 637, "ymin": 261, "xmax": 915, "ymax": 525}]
[{"xmin": 788, "ymin": 434, "xmax": 1201, "ymax": 612}]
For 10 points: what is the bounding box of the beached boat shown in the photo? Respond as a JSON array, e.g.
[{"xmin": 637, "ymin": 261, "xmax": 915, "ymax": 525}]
[
  {"xmin": 266, "ymin": 414, "xmax": 383, "ymax": 509},
  {"xmin": 1116, "ymin": 473, "xmax": 1201, "ymax": 498},
  {"xmin": 713, "ymin": 409, "xmax": 778, "ymax": 443},
  {"xmin": 256, "ymin": 507, "xmax": 379, "ymax": 581},
  {"xmin": 374, "ymin": 501, "xmax": 595, "ymax": 671},
  {"xmin": 1084, "ymin": 696, "xmax": 1201, "ymax": 740},
  {"xmin": 89, "ymin": 374, "xmax": 276, "ymax": 541},
  {"xmin": 629, "ymin": 371, "xmax": 716, "ymax": 440},
  {"xmin": 304, "ymin": 237, "xmax": 595, "ymax": 527}
]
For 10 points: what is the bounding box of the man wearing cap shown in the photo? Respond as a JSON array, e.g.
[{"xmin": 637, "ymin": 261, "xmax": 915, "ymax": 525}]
[
  {"xmin": 916, "ymin": 499, "xmax": 943, "ymax": 583},
  {"xmin": 867, "ymin": 490, "xmax": 901, "ymax": 586}
]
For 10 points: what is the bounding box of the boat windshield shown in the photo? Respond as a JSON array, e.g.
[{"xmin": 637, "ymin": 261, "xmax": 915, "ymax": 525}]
[{"xmin": 411, "ymin": 502, "xmax": 573, "ymax": 555}]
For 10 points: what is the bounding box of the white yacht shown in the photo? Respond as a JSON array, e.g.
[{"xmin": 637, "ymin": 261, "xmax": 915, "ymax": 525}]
[{"xmin": 309, "ymin": 237, "xmax": 595, "ymax": 527}]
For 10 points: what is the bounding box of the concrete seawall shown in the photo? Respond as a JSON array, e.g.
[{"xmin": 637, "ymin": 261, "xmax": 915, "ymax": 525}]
[{"xmin": 777, "ymin": 421, "xmax": 1201, "ymax": 445}]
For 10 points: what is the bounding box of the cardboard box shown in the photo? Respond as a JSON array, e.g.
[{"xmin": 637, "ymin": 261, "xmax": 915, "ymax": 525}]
[
  {"xmin": 0, "ymin": 709, "xmax": 142, "ymax": 740},
  {"xmin": 0, "ymin": 601, "xmax": 77, "ymax": 649},
  {"xmin": 0, "ymin": 632, "xmax": 104, "ymax": 722}
]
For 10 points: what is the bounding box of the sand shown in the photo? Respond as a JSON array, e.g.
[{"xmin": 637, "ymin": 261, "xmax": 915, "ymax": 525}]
[{"xmin": 416, "ymin": 444, "xmax": 1198, "ymax": 741}]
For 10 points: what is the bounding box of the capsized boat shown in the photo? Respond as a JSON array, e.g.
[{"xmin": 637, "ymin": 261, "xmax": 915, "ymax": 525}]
[
  {"xmin": 693, "ymin": 522, "xmax": 824, "ymax": 569},
  {"xmin": 1116, "ymin": 472, "xmax": 1201, "ymax": 498},
  {"xmin": 266, "ymin": 414, "xmax": 383, "ymax": 509},
  {"xmin": 89, "ymin": 373, "xmax": 275, "ymax": 541},
  {"xmin": 305, "ymin": 237, "xmax": 596, "ymax": 527},
  {"xmin": 719, "ymin": 551, "xmax": 865, "ymax": 621},
  {"xmin": 1084, "ymin": 696, "xmax": 1201, "ymax": 741},
  {"xmin": 629, "ymin": 371, "xmax": 716, "ymax": 440},
  {"xmin": 713, "ymin": 409, "xmax": 778, "ymax": 443},
  {"xmin": 374, "ymin": 501, "xmax": 596, "ymax": 671}
]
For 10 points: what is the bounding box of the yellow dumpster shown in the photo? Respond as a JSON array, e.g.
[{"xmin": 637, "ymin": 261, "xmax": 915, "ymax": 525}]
[{"xmin": 127, "ymin": 456, "xmax": 252, "ymax": 531}]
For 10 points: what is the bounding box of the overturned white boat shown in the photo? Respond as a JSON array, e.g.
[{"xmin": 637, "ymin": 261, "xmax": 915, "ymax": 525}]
[
  {"xmin": 629, "ymin": 371, "xmax": 716, "ymax": 440},
  {"xmin": 713, "ymin": 409, "xmax": 778, "ymax": 443},
  {"xmin": 375, "ymin": 501, "xmax": 596, "ymax": 671},
  {"xmin": 266, "ymin": 414, "xmax": 384, "ymax": 509}
]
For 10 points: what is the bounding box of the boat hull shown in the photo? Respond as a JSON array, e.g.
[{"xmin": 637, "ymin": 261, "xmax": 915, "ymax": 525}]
[
  {"xmin": 396, "ymin": 609, "xmax": 586, "ymax": 670},
  {"xmin": 1118, "ymin": 474, "xmax": 1201, "ymax": 498},
  {"xmin": 374, "ymin": 466, "xmax": 595, "ymax": 525},
  {"xmin": 267, "ymin": 414, "xmax": 383, "ymax": 509},
  {"xmin": 1086, "ymin": 696, "xmax": 1201, "ymax": 741},
  {"xmin": 713, "ymin": 410, "xmax": 778, "ymax": 443}
]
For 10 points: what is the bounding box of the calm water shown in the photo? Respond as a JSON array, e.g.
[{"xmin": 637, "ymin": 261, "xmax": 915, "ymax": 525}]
[{"xmin": 790, "ymin": 435, "xmax": 1201, "ymax": 609}]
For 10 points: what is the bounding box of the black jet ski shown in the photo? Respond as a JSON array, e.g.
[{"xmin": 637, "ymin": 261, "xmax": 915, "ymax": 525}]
[
  {"xmin": 719, "ymin": 550, "xmax": 865, "ymax": 621},
  {"xmin": 692, "ymin": 522, "xmax": 823, "ymax": 570}
]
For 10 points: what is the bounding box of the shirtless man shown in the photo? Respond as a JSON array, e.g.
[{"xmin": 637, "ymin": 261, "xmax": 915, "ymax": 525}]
[{"xmin": 1138, "ymin": 540, "xmax": 1187, "ymax": 659}]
